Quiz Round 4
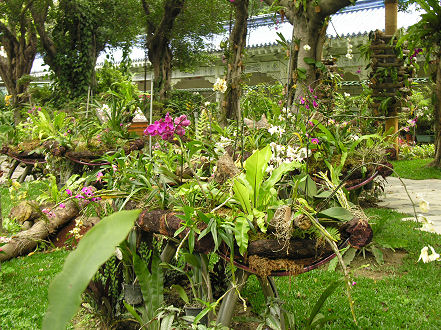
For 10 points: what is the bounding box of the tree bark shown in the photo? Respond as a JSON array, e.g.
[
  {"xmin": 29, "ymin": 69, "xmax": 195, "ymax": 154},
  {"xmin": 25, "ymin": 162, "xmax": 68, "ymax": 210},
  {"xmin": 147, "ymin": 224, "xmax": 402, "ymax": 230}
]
[
  {"xmin": 0, "ymin": 200, "xmax": 81, "ymax": 262},
  {"xmin": 429, "ymin": 55, "xmax": 441, "ymax": 168},
  {"xmin": 263, "ymin": 0, "xmax": 354, "ymax": 105},
  {"xmin": 142, "ymin": 0, "xmax": 186, "ymax": 102},
  {"xmin": 0, "ymin": 2, "xmax": 38, "ymax": 124},
  {"xmin": 220, "ymin": 0, "xmax": 249, "ymax": 124}
]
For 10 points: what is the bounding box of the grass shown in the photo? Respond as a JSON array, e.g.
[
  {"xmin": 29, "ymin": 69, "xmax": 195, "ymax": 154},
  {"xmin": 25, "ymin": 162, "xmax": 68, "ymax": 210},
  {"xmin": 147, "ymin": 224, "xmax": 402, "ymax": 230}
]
[
  {"xmin": 242, "ymin": 208, "xmax": 441, "ymax": 329},
  {"xmin": 0, "ymin": 249, "xmax": 69, "ymax": 329},
  {"xmin": 391, "ymin": 158, "xmax": 441, "ymax": 180},
  {"xmin": 2, "ymin": 197, "xmax": 441, "ymax": 328}
]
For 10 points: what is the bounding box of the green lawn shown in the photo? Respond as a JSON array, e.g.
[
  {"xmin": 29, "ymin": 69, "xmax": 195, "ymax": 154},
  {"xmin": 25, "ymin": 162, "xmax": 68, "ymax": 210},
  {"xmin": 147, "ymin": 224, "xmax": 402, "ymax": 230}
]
[
  {"xmin": 242, "ymin": 209, "xmax": 441, "ymax": 329},
  {"xmin": 391, "ymin": 158, "xmax": 441, "ymax": 180},
  {"xmin": 0, "ymin": 249, "xmax": 69, "ymax": 329}
]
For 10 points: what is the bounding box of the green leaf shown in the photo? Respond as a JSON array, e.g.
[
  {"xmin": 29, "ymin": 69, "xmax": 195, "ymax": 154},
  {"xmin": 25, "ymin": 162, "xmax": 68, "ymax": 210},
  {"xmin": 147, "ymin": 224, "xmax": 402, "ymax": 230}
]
[
  {"xmin": 42, "ymin": 210, "xmax": 140, "ymax": 330},
  {"xmin": 260, "ymin": 161, "xmax": 300, "ymax": 208},
  {"xmin": 371, "ymin": 246, "xmax": 384, "ymax": 265},
  {"xmin": 123, "ymin": 301, "xmax": 143, "ymax": 324},
  {"xmin": 233, "ymin": 178, "xmax": 252, "ymax": 214},
  {"xmin": 160, "ymin": 313, "xmax": 175, "ymax": 330},
  {"xmin": 235, "ymin": 215, "xmax": 250, "ymax": 256},
  {"xmin": 315, "ymin": 191, "xmax": 333, "ymax": 199},
  {"xmin": 171, "ymin": 284, "xmax": 189, "ymax": 304},
  {"xmin": 194, "ymin": 307, "xmax": 211, "ymax": 324},
  {"xmin": 253, "ymin": 208, "xmax": 267, "ymax": 233},
  {"xmin": 184, "ymin": 253, "xmax": 201, "ymax": 268},
  {"xmin": 297, "ymin": 174, "xmax": 317, "ymax": 198},
  {"xmin": 307, "ymin": 280, "xmax": 342, "ymax": 328},
  {"xmin": 0, "ymin": 125, "xmax": 13, "ymax": 133},
  {"xmin": 319, "ymin": 207, "xmax": 354, "ymax": 221},
  {"xmin": 134, "ymin": 252, "xmax": 163, "ymax": 321},
  {"xmin": 304, "ymin": 57, "xmax": 316, "ymax": 65},
  {"xmin": 343, "ymin": 247, "xmax": 357, "ymax": 266},
  {"xmin": 245, "ymin": 146, "xmax": 272, "ymax": 207},
  {"xmin": 188, "ymin": 229, "xmax": 195, "ymax": 254}
]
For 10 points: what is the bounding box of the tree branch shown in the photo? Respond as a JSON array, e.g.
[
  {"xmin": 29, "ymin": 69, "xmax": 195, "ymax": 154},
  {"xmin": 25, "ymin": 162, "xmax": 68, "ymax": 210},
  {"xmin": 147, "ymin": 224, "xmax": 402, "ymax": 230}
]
[
  {"xmin": 317, "ymin": 0, "xmax": 354, "ymax": 18},
  {"xmin": 140, "ymin": 0, "xmax": 156, "ymax": 33},
  {"xmin": 0, "ymin": 21, "xmax": 18, "ymax": 45},
  {"xmin": 30, "ymin": 1, "xmax": 57, "ymax": 70},
  {"xmin": 262, "ymin": 0, "xmax": 295, "ymax": 24}
]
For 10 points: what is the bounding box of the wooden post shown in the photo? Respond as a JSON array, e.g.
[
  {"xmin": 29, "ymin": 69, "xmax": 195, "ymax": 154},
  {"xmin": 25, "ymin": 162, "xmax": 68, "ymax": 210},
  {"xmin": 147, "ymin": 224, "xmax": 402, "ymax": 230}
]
[{"xmin": 384, "ymin": 0, "xmax": 399, "ymax": 156}]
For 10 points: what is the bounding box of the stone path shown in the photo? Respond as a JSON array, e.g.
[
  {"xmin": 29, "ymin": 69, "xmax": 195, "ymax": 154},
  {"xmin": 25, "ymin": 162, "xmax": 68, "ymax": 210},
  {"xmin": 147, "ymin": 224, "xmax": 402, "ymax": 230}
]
[{"xmin": 378, "ymin": 177, "xmax": 441, "ymax": 234}]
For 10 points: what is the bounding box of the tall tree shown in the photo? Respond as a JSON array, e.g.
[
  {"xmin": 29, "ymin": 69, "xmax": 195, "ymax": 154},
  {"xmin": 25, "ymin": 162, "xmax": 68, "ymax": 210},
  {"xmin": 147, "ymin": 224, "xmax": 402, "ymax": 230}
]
[
  {"xmin": 31, "ymin": 0, "xmax": 142, "ymax": 98},
  {"xmin": 221, "ymin": 0, "xmax": 250, "ymax": 123},
  {"xmin": 141, "ymin": 0, "xmax": 185, "ymax": 102},
  {"xmin": 0, "ymin": 0, "xmax": 42, "ymax": 123},
  {"xmin": 403, "ymin": 0, "xmax": 441, "ymax": 167},
  {"xmin": 141, "ymin": 0, "xmax": 228, "ymax": 102},
  {"xmin": 263, "ymin": 0, "xmax": 355, "ymax": 106}
]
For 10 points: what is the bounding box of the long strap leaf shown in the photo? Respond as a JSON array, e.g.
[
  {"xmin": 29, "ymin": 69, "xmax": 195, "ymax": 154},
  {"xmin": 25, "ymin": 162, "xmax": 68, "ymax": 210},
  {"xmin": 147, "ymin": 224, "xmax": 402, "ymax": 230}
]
[{"xmin": 42, "ymin": 210, "xmax": 140, "ymax": 330}]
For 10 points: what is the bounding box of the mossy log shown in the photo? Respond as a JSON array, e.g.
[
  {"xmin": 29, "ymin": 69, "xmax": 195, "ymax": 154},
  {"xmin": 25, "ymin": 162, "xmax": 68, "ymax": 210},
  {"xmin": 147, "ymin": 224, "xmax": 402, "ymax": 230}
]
[{"xmin": 136, "ymin": 210, "xmax": 373, "ymax": 260}]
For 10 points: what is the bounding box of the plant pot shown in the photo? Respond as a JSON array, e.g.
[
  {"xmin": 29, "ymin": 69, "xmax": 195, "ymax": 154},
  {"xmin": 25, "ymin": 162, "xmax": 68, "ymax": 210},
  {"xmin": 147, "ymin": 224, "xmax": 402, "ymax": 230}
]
[
  {"xmin": 416, "ymin": 134, "xmax": 435, "ymax": 143},
  {"xmin": 184, "ymin": 306, "xmax": 208, "ymax": 325},
  {"xmin": 123, "ymin": 282, "xmax": 143, "ymax": 305}
]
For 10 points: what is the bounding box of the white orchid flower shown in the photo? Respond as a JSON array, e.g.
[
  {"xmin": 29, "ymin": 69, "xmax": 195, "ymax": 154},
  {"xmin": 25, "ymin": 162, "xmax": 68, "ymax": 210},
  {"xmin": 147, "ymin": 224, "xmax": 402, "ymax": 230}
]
[
  {"xmin": 303, "ymin": 44, "xmax": 311, "ymax": 51},
  {"xmin": 420, "ymin": 200, "xmax": 430, "ymax": 213},
  {"xmin": 417, "ymin": 214, "xmax": 436, "ymax": 233},
  {"xmin": 416, "ymin": 193, "xmax": 430, "ymax": 213},
  {"xmin": 418, "ymin": 246, "xmax": 440, "ymax": 263}
]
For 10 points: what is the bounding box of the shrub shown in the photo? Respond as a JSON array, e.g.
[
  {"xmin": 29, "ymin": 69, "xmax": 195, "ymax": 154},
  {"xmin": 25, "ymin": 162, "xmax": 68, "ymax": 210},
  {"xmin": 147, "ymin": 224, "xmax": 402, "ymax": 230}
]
[{"xmin": 399, "ymin": 143, "xmax": 435, "ymax": 160}]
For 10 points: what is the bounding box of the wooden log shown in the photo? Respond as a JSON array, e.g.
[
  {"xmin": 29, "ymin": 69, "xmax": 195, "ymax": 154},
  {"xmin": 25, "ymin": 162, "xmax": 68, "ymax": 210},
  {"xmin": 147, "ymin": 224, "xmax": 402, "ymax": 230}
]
[
  {"xmin": 137, "ymin": 211, "xmax": 373, "ymax": 260},
  {"xmin": 136, "ymin": 210, "xmax": 214, "ymax": 253},
  {"xmin": 375, "ymin": 82, "xmax": 406, "ymax": 89},
  {"xmin": 9, "ymin": 201, "xmax": 41, "ymax": 225},
  {"xmin": 372, "ymin": 54, "xmax": 401, "ymax": 59},
  {"xmin": 247, "ymin": 239, "xmax": 332, "ymax": 259},
  {"xmin": 0, "ymin": 200, "xmax": 84, "ymax": 262},
  {"xmin": 371, "ymin": 44, "xmax": 396, "ymax": 50},
  {"xmin": 372, "ymin": 62, "xmax": 404, "ymax": 68}
]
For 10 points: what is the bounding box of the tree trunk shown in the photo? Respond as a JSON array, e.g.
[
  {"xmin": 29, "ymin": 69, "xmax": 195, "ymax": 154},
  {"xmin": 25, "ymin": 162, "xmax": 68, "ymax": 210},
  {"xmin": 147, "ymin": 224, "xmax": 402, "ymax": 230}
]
[
  {"xmin": 142, "ymin": 0, "xmax": 186, "ymax": 102},
  {"xmin": 263, "ymin": 0, "xmax": 353, "ymax": 107},
  {"xmin": 291, "ymin": 12, "xmax": 326, "ymax": 103},
  {"xmin": 429, "ymin": 55, "xmax": 441, "ymax": 168},
  {"xmin": 221, "ymin": 0, "xmax": 249, "ymax": 124},
  {"xmin": 0, "ymin": 14, "xmax": 37, "ymax": 124},
  {"xmin": 149, "ymin": 42, "xmax": 173, "ymax": 102}
]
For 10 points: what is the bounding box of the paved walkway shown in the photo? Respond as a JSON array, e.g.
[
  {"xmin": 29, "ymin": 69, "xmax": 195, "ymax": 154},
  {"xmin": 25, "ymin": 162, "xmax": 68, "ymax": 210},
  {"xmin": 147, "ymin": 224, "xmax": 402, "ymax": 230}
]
[{"xmin": 378, "ymin": 177, "xmax": 441, "ymax": 234}]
